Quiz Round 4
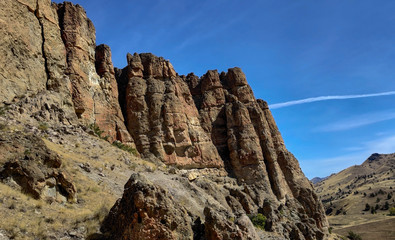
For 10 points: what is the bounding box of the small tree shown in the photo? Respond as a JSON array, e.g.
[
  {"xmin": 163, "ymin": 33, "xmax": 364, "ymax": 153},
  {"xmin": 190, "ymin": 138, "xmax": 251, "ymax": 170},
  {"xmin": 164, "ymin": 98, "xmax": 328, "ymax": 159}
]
[
  {"xmin": 363, "ymin": 203, "xmax": 370, "ymax": 211},
  {"xmin": 248, "ymin": 213, "xmax": 266, "ymax": 230},
  {"xmin": 382, "ymin": 201, "xmax": 389, "ymax": 210},
  {"xmin": 371, "ymin": 208, "xmax": 376, "ymax": 214}
]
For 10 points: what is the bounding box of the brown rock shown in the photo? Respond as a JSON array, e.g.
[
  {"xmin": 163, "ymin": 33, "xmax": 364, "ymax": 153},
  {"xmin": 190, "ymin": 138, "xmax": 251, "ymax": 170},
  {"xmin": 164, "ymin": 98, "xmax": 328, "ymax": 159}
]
[
  {"xmin": 204, "ymin": 207, "xmax": 259, "ymax": 240},
  {"xmin": 94, "ymin": 44, "xmax": 133, "ymax": 143},
  {"xmin": 101, "ymin": 173, "xmax": 193, "ymax": 240},
  {"xmin": 114, "ymin": 56, "xmax": 328, "ymax": 238},
  {"xmin": 0, "ymin": 134, "xmax": 76, "ymax": 202},
  {"xmin": 57, "ymin": 2, "xmax": 97, "ymax": 119},
  {"xmin": 183, "ymin": 66, "xmax": 328, "ymax": 238}
]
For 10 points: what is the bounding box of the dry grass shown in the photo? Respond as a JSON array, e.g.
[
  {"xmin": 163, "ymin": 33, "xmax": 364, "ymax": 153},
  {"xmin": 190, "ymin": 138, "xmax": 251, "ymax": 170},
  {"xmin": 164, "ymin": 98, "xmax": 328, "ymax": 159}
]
[
  {"xmin": 0, "ymin": 134, "xmax": 142, "ymax": 239},
  {"xmin": 0, "ymin": 173, "xmax": 115, "ymax": 239},
  {"xmin": 332, "ymin": 218, "xmax": 395, "ymax": 240},
  {"xmin": 315, "ymin": 154, "xmax": 395, "ymax": 240}
]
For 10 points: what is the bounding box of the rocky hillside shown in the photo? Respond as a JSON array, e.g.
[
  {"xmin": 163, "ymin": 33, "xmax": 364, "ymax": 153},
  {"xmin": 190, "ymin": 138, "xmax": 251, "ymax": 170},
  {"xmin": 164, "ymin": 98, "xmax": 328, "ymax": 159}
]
[
  {"xmin": 315, "ymin": 153, "xmax": 395, "ymax": 239},
  {"xmin": 0, "ymin": 0, "xmax": 330, "ymax": 239}
]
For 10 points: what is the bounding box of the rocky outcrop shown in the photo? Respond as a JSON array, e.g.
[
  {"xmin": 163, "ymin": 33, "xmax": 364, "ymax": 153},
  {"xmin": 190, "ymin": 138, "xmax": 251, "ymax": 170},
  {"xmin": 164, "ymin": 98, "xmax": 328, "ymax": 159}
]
[
  {"xmin": 0, "ymin": 1, "xmax": 328, "ymax": 239},
  {"xmin": 116, "ymin": 53, "xmax": 223, "ymax": 168},
  {"xmin": 0, "ymin": 0, "xmax": 62, "ymax": 104},
  {"xmin": 0, "ymin": 133, "xmax": 76, "ymax": 202},
  {"xmin": 110, "ymin": 61, "xmax": 328, "ymax": 239},
  {"xmin": 56, "ymin": 2, "xmax": 132, "ymax": 142},
  {"xmin": 0, "ymin": 0, "xmax": 132, "ymax": 143},
  {"xmin": 204, "ymin": 207, "xmax": 260, "ymax": 240},
  {"xmin": 101, "ymin": 173, "xmax": 194, "ymax": 240}
]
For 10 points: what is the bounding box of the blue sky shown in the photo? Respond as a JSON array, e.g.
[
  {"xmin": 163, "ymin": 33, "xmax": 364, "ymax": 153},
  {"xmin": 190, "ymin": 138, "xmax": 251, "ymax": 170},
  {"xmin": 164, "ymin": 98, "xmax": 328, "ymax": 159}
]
[{"xmin": 53, "ymin": 0, "xmax": 395, "ymax": 178}]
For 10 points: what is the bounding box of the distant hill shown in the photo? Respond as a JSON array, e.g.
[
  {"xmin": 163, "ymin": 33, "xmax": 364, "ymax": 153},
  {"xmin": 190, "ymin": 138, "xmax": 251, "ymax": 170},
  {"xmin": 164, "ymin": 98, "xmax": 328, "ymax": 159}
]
[
  {"xmin": 311, "ymin": 176, "xmax": 328, "ymax": 184},
  {"xmin": 315, "ymin": 153, "xmax": 395, "ymax": 240}
]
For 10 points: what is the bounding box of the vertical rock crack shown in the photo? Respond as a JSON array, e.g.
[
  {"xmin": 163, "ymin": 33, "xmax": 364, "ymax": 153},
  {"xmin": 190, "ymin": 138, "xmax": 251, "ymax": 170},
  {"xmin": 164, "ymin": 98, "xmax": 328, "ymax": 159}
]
[{"xmin": 34, "ymin": 1, "xmax": 50, "ymax": 89}]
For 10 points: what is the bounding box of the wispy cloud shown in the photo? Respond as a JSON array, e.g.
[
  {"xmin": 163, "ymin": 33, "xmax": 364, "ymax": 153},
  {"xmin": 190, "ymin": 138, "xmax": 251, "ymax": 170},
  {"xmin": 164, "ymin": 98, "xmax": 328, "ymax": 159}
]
[
  {"xmin": 316, "ymin": 110, "xmax": 395, "ymax": 132},
  {"xmin": 302, "ymin": 133, "xmax": 395, "ymax": 178},
  {"xmin": 269, "ymin": 91, "xmax": 395, "ymax": 109},
  {"xmin": 175, "ymin": 13, "xmax": 246, "ymax": 51}
]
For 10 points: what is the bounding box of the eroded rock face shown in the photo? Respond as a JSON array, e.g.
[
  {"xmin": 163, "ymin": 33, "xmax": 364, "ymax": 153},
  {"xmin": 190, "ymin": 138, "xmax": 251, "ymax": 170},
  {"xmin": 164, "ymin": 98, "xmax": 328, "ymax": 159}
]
[
  {"xmin": 0, "ymin": 0, "xmax": 132, "ymax": 143},
  {"xmin": 116, "ymin": 53, "xmax": 223, "ymax": 169},
  {"xmin": 187, "ymin": 67, "xmax": 328, "ymax": 238},
  {"xmin": 110, "ymin": 57, "xmax": 328, "ymax": 239},
  {"xmin": 56, "ymin": 3, "xmax": 131, "ymax": 143}
]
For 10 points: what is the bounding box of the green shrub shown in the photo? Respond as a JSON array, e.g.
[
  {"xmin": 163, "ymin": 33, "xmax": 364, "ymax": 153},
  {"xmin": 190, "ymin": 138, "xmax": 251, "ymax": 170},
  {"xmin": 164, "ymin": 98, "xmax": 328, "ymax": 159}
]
[
  {"xmin": 0, "ymin": 106, "xmax": 9, "ymax": 116},
  {"xmin": 112, "ymin": 141, "xmax": 137, "ymax": 155},
  {"xmin": 371, "ymin": 208, "xmax": 376, "ymax": 214},
  {"xmin": 248, "ymin": 213, "xmax": 266, "ymax": 230},
  {"xmin": 88, "ymin": 123, "xmax": 109, "ymax": 141},
  {"xmin": 363, "ymin": 203, "xmax": 370, "ymax": 211},
  {"xmin": 389, "ymin": 207, "xmax": 395, "ymax": 216},
  {"xmin": 347, "ymin": 231, "xmax": 362, "ymax": 240},
  {"xmin": 38, "ymin": 122, "xmax": 49, "ymax": 131}
]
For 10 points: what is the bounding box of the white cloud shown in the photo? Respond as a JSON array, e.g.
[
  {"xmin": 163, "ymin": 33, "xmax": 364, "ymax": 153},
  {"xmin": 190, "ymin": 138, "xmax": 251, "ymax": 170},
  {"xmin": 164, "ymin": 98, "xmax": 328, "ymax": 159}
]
[
  {"xmin": 316, "ymin": 110, "xmax": 395, "ymax": 132},
  {"xmin": 269, "ymin": 91, "xmax": 395, "ymax": 109}
]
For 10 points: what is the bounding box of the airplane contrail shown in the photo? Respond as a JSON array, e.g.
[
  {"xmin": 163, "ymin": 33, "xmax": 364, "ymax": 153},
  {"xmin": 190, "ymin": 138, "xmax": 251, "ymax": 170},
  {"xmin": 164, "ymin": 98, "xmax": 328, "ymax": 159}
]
[{"xmin": 269, "ymin": 91, "xmax": 395, "ymax": 109}]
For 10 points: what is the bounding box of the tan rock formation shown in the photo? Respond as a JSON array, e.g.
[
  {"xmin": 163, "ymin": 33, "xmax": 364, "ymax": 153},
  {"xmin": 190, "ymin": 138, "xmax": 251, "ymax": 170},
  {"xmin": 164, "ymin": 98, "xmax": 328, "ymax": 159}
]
[
  {"xmin": 0, "ymin": 0, "xmax": 132, "ymax": 143},
  {"xmin": 0, "ymin": 0, "xmax": 67, "ymax": 103}
]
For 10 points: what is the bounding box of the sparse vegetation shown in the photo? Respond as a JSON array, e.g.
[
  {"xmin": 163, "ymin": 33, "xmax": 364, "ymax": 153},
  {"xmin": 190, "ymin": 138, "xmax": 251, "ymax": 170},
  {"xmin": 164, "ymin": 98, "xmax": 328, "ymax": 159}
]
[
  {"xmin": 112, "ymin": 141, "xmax": 138, "ymax": 155},
  {"xmin": 0, "ymin": 106, "xmax": 9, "ymax": 116},
  {"xmin": 248, "ymin": 213, "xmax": 266, "ymax": 230},
  {"xmin": 347, "ymin": 231, "xmax": 362, "ymax": 240},
  {"xmin": 370, "ymin": 207, "xmax": 376, "ymax": 214},
  {"xmin": 88, "ymin": 123, "xmax": 109, "ymax": 141},
  {"xmin": 363, "ymin": 203, "xmax": 370, "ymax": 211},
  {"xmin": 389, "ymin": 207, "xmax": 395, "ymax": 216},
  {"xmin": 38, "ymin": 122, "xmax": 49, "ymax": 131},
  {"xmin": 382, "ymin": 201, "xmax": 389, "ymax": 210}
]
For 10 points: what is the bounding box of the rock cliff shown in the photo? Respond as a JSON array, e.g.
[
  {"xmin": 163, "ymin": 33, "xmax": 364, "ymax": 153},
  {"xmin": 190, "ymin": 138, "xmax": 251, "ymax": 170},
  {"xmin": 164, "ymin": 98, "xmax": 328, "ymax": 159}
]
[{"xmin": 0, "ymin": 0, "xmax": 328, "ymax": 239}]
